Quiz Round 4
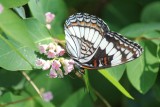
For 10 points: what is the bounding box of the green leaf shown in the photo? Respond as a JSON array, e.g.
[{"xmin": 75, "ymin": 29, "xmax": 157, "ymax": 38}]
[
  {"xmin": 28, "ymin": 0, "xmax": 68, "ymax": 36},
  {"xmin": 143, "ymin": 31, "xmax": 160, "ymax": 45},
  {"xmin": 0, "ymin": 35, "xmax": 35, "ymax": 71},
  {"xmin": 61, "ymin": 88, "xmax": 93, "ymax": 107},
  {"xmin": 107, "ymin": 64, "xmax": 126, "ymax": 81},
  {"xmin": 98, "ymin": 69, "xmax": 134, "ymax": 99},
  {"xmin": 83, "ymin": 70, "xmax": 97, "ymax": 101},
  {"xmin": 141, "ymin": 1, "xmax": 160, "ymax": 22},
  {"xmin": 24, "ymin": 18, "xmax": 52, "ymax": 43},
  {"xmin": 0, "ymin": 92, "xmax": 34, "ymax": 107},
  {"xmin": 0, "ymin": 0, "xmax": 29, "ymax": 8},
  {"xmin": 0, "ymin": 69, "xmax": 23, "ymax": 87},
  {"xmin": 0, "ymin": 18, "xmax": 53, "ymax": 71},
  {"xmin": 0, "ymin": 92, "xmax": 55, "ymax": 107},
  {"xmin": 120, "ymin": 23, "xmax": 160, "ymax": 38},
  {"xmin": 0, "ymin": 9, "xmax": 35, "ymax": 49},
  {"xmin": 127, "ymin": 41, "xmax": 159, "ymax": 94}
]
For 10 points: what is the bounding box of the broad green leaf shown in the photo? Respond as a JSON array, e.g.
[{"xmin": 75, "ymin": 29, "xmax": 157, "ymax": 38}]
[
  {"xmin": 24, "ymin": 18, "xmax": 52, "ymax": 43},
  {"xmin": 0, "ymin": 35, "xmax": 35, "ymax": 71},
  {"xmin": 120, "ymin": 23, "xmax": 160, "ymax": 38},
  {"xmin": 107, "ymin": 64, "xmax": 126, "ymax": 81},
  {"xmin": 28, "ymin": 0, "xmax": 68, "ymax": 36},
  {"xmin": 0, "ymin": 69, "xmax": 23, "ymax": 87},
  {"xmin": 127, "ymin": 41, "xmax": 159, "ymax": 94},
  {"xmin": 143, "ymin": 31, "xmax": 160, "ymax": 45},
  {"xmin": 0, "ymin": 9, "xmax": 35, "ymax": 49},
  {"xmin": 61, "ymin": 88, "xmax": 94, "ymax": 107},
  {"xmin": 0, "ymin": 18, "xmax": 52, "ymax": 71},
  {"xmin": 0, "ymin": 0, "xmax": 29, "ymax": 8},
  {"xmin": 141, "ymin": 1, "xmax": 160, "ymax": 22},
  {"xmin": 99, "ymin": 69, "xmax": 134, "ymax": 99}
]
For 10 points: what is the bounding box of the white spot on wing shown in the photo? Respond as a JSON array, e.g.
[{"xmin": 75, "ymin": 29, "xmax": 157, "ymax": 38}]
[
  {"xmin": 88, "ymin": 29, "xmax": 95, "ymax": 42},
  {"xmin": 91, "ymin": 31, "xmax": 99, "ymax": 43},
  {"xmin": 113, "ymin": 51, "xmax": 121, "ymax": 59},
  {"xmin": 99, "ymin": 38, "xmax": 108, "ymax": 50},
  {"xmin": 124, "ymin": 50, "xmax": 129, "ymax": 54},
  {"xmin": 80, "ymin": 27, "xmax": 84, "ymax": 38},
  {"xmin": 93, "ymin": 35, "xmax": 102, "ymax": 48},
  {"xmin": 68, "ymin": 27, "xmax": 75, "ymax": 36},
  {"xmin": 84, "ymin": 28, "xmax": 89, "ymax": 40},
  {"xmin": 127, "ymin": 52, "xmax": 133, "ymax": 59},
  {"xmin": 111, "ymin": 54, "xmax": 122, "ymax": 65},
  {"xmin": 73, "ymin": 26, "xmax": 80, "ymax": 38},
  {"xmin": 106, "ymin": 42, "xmax": 114, "ymax": 54},
  {"xmin": 108, "ymin": 48, "xmax": 117, "ymax": 56}
]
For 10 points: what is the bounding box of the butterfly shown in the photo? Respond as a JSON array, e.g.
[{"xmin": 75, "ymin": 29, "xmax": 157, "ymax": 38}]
[{"xmin": 64, "ymin": 13, "xmax": 143, "ymax": 70}]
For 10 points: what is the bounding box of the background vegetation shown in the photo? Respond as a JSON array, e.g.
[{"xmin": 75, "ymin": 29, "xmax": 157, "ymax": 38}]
[{"xmin": 0, "ymin": 0, "xmax": 160, "ymax": 107}]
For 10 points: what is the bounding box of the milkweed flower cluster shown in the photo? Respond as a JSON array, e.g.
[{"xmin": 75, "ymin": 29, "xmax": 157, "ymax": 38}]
[
  {"xmin": 45, "ymin": 12, "xmax": 55, "ymax": 30},
  {"xmin": 36, "ymin": 43, "xmax": 75, "ymax": 78}
]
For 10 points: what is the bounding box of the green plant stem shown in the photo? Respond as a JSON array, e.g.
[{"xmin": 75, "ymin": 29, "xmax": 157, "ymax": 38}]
[
  {"xmin": 21, "ymin": 71, "xmax": 42, "ymax": 98},
  {"xmin": 0, "ymin": 97, "xmax": 33, "ymax": 107},
  {"xmin": 93, "ymin": 88, "xmax": 111, "ymax": 107}
]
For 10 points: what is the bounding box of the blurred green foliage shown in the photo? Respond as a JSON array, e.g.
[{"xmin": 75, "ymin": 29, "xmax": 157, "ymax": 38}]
[{"xmin": 0, "ymin": 0, "xmax": 160, "ymax": 107}]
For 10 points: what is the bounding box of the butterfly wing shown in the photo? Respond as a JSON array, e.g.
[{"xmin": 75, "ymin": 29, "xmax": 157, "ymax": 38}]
[
  {"xmin": 80, "ymin": 31, "xmax": 143, "ymax": 69},
  {"xmin": 64, "ymin": 13, "xmax": 143, "ymax": 69},
  {"xmin": 64, "ymin": 13, "xmax": 109, "ymax": 59}
]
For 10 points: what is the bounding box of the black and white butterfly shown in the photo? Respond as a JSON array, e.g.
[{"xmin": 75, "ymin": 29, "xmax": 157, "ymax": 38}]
[{"xmin": 64, "ymin": 13, "xmax": 143, "ymax": 70}]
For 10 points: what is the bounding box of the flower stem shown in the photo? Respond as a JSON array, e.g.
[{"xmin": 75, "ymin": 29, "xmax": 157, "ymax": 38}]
[{"xmin": 21, "ymin": 71, "xmax": 42, "ymax": 98}]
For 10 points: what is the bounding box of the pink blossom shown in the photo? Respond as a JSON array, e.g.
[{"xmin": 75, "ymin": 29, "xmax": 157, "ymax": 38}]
[
  {"xmin": 0, "ymin": 4, "xmax": 4, "ymax": 14},
  {"xmin": 49, "ymin": 68, "xmax": 57, "ymax": 78},
  {"xmin": 47, "ymin": 49, "xmax": 56, "ymax": 58},
  {"xmin": 52, "ymin": 60, "xmax": 61, "ymax": 70},
  {"xmin": 45, "ymin": 12, "xmax": 55, "ymax": 23},
  {"xmin": 46, "ymin": 24, "xmax": 51, "ymax": 30},
  {"xmin": 35, "ymin": 58, "xmax": 46, "ymax": 66},
  {"xmin": 48, "ymin": 43, "xmax": 56, "ymax": 50},
  {"xmin": 68, "ymin": 59, "xmax": 75, "ymax": 65},
  {"xmin": 42, "ymin": 91, "xmax": 53, "ymax": 102},
  {"xmin": 57, "ymin": 68, "xmax": 64, "ymax": 78},
  {"xmin": 56, "ymin": 45, "xmax": 65, "ymax": 56},
  {"xmin": 62, "ymin": 59, "xmax": 74, "ymax": 75},
  {"xmin": 38, "ymin": 44, "xmax": 48, "ymax": 54},
  {"xmin": 42, "ymin": 60, "xmax": 51, "ymax": 70}
]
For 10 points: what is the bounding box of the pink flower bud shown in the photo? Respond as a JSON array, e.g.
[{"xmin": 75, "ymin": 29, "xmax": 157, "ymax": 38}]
[
  {"xmin": 42, "ymin": 91, "xmax": 53, "ymax": 102},
  {"xmin": 45, "ymin": 12, "xmax": 55, "ymax": 23},
  {"xmin": 46, "ymin": 24, "xmax": 51, "ymax": 30},
  {"xmin": 42, "ymin": 60, "xmax": 51, "ymax": 70},
  {"xmin": 0, "ymin": 4, "xmax": 4, "ymax": 14},
  {"xmin": 64, "ymin": 64, "xmax": 74, "ymax": 75},
  {"xmin": 68, "ymin": 59, "xmax": 75, "ymax": 65},
  {"xmin": 38, "ymin": 44, "xmax": 48, "ymax": 54},
  {"xmin": 57, "ymin": 68, "xmax": 64, "ymax": 78},
  {"xmin": 35, "ymin": 58, "xmax": 45, "ymax": 66},
  {"xmin": 56, "ymin": 45, "xmax": 65, "ymax": 56},
  {"xmin": 52, "ymin": 60, "xmax": 61, "ymax": 70},
  {"xmin": 49, "ymin": 68, "xmax": 57, "ymax": 78},
  {"xmin": 62, "ymin": 59, "xmax": 74, "ymax": 75},
  {"xmin": 48, "ymin": 43, "xmax": 56, "ymax": 50},
  {"xmin": 47, "ymin": 49, "xmax": 56, "ymax": 58}
]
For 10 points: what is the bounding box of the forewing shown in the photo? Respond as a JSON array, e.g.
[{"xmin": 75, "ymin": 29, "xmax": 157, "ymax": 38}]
[{"xmin": 64, "ymin": 13, "xmax": 109, "ymax": 60}]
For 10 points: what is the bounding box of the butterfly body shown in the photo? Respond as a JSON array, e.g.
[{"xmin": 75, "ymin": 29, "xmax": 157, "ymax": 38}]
[{"xmin": 64, "ymin": 13, "xmax": 143, "ymax": 70}]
